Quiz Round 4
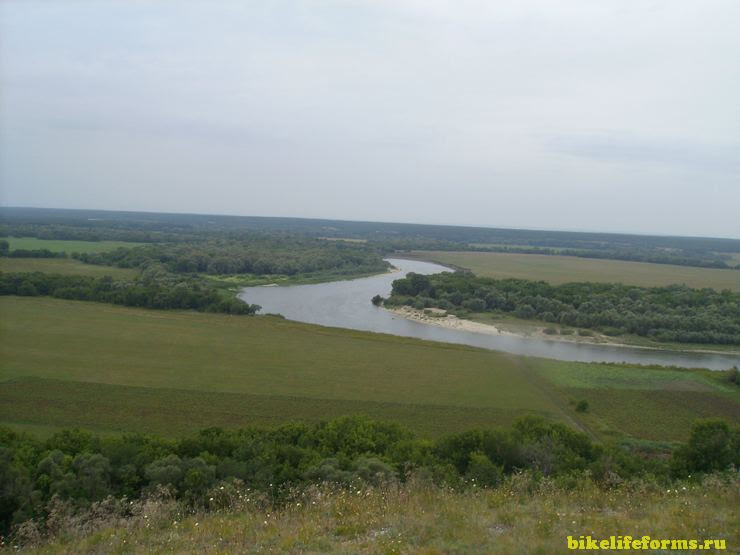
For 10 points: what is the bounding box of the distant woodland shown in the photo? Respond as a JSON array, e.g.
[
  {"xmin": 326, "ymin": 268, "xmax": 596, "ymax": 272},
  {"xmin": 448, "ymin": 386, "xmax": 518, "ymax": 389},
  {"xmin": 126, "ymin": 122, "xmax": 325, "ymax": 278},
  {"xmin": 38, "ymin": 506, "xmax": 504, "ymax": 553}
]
[
  {"xmin": 2, "ymin": 207, "xmax": 739, "ymax": 269},
  {"xmin": 1, "ymin": 208, "xmax": 738, "ymax": 333}
]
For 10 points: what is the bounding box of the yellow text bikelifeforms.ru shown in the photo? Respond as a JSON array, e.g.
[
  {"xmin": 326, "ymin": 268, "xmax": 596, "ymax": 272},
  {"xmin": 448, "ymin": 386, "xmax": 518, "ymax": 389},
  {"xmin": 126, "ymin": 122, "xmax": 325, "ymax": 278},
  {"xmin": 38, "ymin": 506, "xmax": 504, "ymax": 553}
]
[{"xmin": 567, "ymin": 535, "xmax": 726, "ymax": 551}]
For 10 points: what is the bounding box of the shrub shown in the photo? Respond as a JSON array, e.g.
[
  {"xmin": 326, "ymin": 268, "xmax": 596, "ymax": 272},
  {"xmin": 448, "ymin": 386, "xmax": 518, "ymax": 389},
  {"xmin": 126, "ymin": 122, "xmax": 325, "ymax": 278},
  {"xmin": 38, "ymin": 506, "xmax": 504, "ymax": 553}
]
[
  {"xmin": 462, "ymin": 298, "xmax": 486, "ymax": 312},
  {"xmin": 466, "ymin": 451, "xmax": 503, "ymax": 487},
  {"xmin": 726, "ymin": 366, "xmax": 739, "ymax": 385},
  {"xmin": 671, "ymin": 419, "xmax": 740, "ymax": 476}
]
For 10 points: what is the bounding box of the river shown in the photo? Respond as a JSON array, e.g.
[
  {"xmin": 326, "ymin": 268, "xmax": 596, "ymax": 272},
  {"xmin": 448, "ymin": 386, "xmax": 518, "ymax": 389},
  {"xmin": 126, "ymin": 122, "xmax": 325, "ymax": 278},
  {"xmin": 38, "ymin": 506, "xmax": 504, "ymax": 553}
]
[{"xmin": 239, "ymin": 258, "xmax": 740, "ymax": 370}]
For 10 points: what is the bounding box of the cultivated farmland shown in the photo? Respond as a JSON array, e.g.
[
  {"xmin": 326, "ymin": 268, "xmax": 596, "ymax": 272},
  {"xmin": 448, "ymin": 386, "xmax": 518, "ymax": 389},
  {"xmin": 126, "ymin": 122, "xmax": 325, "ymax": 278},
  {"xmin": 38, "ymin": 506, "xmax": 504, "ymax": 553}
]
[
  {"xmin": 406, "ymin": 251, "xmax": 740, "ymax": 291},
  {"xmin": 1, "ymin": 296, "xmax": 736, "ymax": 442}
]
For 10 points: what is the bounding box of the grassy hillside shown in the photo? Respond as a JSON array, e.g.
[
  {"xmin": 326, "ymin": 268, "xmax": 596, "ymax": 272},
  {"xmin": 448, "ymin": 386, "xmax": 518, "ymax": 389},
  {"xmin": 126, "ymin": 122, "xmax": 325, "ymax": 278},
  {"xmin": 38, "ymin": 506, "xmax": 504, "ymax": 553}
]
[
  {"xmin": 407, "ymin": 251, "xmax": 740, "ymax": 291},
  {"xmin": 4, "ymin": 237, "xmax": 143, "ymax": 253},
  {"xmin": 0, "ymin": 258, "xmax": 138, "ymax": 279},
  {"xmin": 1, "ymin": 297, "xmax": 737, "ymax": 441},
  {"xmin": 19, "ymin": 474, "xmax": 738, "ymax": 554}
]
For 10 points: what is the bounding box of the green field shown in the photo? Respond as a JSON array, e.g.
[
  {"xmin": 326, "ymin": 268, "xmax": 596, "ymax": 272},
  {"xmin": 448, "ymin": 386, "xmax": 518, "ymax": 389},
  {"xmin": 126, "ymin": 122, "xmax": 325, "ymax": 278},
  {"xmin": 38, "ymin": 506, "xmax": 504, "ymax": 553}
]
[
  {"xmin": 5, "ymin": 237, "xmax": 143, "ymax": 253},
  {"xmin": 0, "ymin": 257, "xmax": 138, "ymax": 279},
  {"xmin": 1, "ymin": 296, "xmax": 737, "ymax": 441},
  {"xmin": 407, "ymin": 251, "xmax": 740, "ymax": 291},
  {"xmin": 529, "ymin": 360, "xmax": 739, "ymax": 441}
]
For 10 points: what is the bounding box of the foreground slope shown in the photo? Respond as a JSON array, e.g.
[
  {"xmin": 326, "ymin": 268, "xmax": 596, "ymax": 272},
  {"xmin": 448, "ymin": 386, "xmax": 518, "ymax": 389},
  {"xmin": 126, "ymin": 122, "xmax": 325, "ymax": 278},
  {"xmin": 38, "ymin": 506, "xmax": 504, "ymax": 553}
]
[{"xmin": 19, "ymin": 475, "xmax": 739, "ymax": 554}]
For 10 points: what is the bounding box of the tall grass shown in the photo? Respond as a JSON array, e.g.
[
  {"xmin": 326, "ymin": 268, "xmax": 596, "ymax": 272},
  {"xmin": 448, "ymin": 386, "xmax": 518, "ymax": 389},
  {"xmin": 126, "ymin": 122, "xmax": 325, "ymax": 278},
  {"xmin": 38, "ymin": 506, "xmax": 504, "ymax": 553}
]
[{"xmin": 12, "ymin": 472, "xmax": 738, "ymax": 554}]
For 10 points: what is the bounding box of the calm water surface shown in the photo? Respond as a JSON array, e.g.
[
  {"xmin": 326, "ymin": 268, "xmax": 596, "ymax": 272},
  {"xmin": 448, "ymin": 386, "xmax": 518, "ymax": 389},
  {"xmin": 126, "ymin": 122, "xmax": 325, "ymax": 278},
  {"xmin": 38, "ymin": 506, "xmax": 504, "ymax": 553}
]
[{"xmin": 239, "ymin": 258, "xmax": 740, "ymax": 370}]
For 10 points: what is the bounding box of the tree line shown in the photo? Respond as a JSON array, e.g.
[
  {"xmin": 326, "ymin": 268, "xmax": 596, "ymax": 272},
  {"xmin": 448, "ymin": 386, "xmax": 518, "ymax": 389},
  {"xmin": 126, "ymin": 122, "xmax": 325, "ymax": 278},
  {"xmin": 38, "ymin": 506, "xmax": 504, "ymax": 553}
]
[
  {"xmin": 3, "ymin": 207, "xmax": 738, "ymax": 270},
  {"xmin": 0, "ymin": 240, "xmax": 64, "ymax": 259},
  {"xmin": 72, "ymin": 237, "xmax": 388, "ymax": 278},
  {"xmin": 385, "ymin": 272, "xmax": 740, "ymax": 344},
  {"xmin": 1, "ymin": 416, "xmax": 736, "ymax": 537},
  {"xmin": 0, "ymin": 224, "xmax": 182, "ymax": 244},
  {"xmin": 0, "ymin": 270, "xmax": 259, "ymax": 315}
]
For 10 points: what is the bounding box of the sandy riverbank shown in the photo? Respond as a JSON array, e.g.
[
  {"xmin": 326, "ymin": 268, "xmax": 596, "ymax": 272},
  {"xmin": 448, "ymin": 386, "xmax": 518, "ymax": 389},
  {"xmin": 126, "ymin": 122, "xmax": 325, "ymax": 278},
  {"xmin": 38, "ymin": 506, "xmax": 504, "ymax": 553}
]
[
  {"xmin": 387, "ymin": 306, "xmax": 521, "ymax": 337},
  {"xmin": 385, "ymin": 306, "xmax": 739, "ymax": 355}
]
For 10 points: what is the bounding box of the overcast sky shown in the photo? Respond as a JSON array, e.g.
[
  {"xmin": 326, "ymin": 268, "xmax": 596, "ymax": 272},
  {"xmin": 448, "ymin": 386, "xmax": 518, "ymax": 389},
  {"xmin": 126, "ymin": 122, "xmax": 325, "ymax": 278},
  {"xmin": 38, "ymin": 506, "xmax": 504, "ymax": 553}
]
[{"xmin": 1, "ymin": 1, "xmax": 739, "ymax": 237}]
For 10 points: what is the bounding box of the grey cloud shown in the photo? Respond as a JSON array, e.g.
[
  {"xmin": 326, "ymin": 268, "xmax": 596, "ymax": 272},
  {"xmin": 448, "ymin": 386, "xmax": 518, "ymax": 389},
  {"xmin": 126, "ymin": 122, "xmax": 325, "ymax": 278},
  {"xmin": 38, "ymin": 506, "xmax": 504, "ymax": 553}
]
[
  {"xmin": 45, "ymin": 116, "xmax": 282, "ymax": 148},
  {"xmin": 545, "ymin": 132, "xmax": 740, "ymax": 173},
  {"xmin": 1, "ymin": 0, "xmax": 739, "ymax": 237}
]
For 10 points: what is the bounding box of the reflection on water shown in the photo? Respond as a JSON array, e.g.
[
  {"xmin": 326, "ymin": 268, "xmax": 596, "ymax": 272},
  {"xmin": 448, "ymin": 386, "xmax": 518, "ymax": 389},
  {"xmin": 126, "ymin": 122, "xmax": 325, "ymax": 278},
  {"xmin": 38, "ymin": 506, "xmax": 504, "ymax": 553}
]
[{"xmin": 239, "ymin": 258, "xmax": 740, "ymax": 370}]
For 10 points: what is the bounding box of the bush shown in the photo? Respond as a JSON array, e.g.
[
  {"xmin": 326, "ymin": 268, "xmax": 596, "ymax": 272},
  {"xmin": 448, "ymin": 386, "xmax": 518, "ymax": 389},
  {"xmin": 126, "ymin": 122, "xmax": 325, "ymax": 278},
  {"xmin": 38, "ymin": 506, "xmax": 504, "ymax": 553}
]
[
  {"xmin": 0, "ymin": 415, "xmax": 725, "ymax": 537},
  {"xmin": 462, "ymin": 298, "xmax": 486, "ymax": 312},
  {"xmin": 671, "ymin": 419, "xmax": 739, "ymax": 476},
  {"xmin": 466, "ymin": 451, "xmax": 503, "ymax": 487},
  {"xmin": 575, "ymin": 400, "xmax": 589, "ymax": 413}
]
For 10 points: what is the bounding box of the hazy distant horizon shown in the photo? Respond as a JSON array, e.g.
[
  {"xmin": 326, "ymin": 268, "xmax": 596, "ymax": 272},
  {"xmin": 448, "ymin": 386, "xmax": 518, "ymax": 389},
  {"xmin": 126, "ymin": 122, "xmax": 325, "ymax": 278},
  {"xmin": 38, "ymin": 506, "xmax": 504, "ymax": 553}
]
[
  {"xmin": 2, "ymin": 1, "xmax": 739, "ymax": 238},
  {"xmin": 3, "ymin": 204, "xmax": 738, "ymax": 241}
]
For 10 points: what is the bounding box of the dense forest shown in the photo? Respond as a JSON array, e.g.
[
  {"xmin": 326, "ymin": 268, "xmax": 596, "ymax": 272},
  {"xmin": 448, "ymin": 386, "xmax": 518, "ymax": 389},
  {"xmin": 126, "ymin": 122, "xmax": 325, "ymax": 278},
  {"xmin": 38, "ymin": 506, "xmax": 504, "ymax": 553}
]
[
  {"xmin": 385, "ymin": 272, "xmax": 740, "ymax": 345},
  {"xmin": 72, "ymin": 237, "xmax": 388, "ymax": 278},
  {"xmin": 2, "ymin": 207, "xmax": 738, "ymax": 269},
  {"xmin": 1, "ymin": 416, "xmax": 737, "ymax": 538},
  {"xmin": 0, "ymin": 271, "xmax": 260, "ymax": 315}
]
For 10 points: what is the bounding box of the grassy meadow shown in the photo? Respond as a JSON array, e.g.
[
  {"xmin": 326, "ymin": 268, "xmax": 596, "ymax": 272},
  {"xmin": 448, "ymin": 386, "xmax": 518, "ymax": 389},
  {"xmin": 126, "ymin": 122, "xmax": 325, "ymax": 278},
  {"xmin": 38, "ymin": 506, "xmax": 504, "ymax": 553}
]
[
  {"xmin": 406, "ymin": 251, "xmax": 740, "ymax": 291},
  {"xmin": 5, "ymin": 237, "xmax": 142, "ymax": 253},
  {"xmin": 1, "ymin": 296, "xmax": 737, "ymax": 442},
  {"xmin": 21, "ymin": 474, "xmax": 739, "ymax": 554}
]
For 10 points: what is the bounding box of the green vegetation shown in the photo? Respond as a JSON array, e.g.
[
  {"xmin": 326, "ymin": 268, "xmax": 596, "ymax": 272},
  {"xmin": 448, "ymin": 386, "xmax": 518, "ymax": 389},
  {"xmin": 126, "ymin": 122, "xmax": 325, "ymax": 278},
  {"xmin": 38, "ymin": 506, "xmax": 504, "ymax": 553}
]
[
  {"xmin": 4, "ymin": 237, "xmax": 142, "ymax": 254},
  {"xmin": 0, "ymin": 297, "xmax": 560, "ymax": 437},
  {"xmin": 0, "ymin": 258, "xmax": 138, "ymax": 279},
  {"xmin": 18, "ymin": 473, "xmax": 736, "ymax": 554},
  {"xmin": 529, "ymin": 360, "xmax": 740, "ymax": 441},
  {"xmin": 4, "ymin": 207, "xmax": 739, "ymax": 269},
  {"xmin": 0, "ymin": 239, "xmax": 63, "ymax": 260},
  {"xmin": 0, "ymin": 416, "xmax": 737, "ymax": 547},
  {"xmin": 0, "ymin": 378, "xmax": 541, "ymax": 439},
  {"xmin": 0, "ymin": 272, "xmax": 258, "ymax": 315},
  {"xmin": 1, "ymin": 208, "xmax": 739, "ymax": 550},
  {"xmin": 405, "ymin": 251, "xmax": 740, "ymax": 291},
  {"xmin": 1, "ymin": 297, "xmax": 738, "ymax": 443},
  {"xmin": 73, "ymin": 237, "xmax": 387, "ymax": 279},
  {"xmin": 204, "ymin": 267, "xmax": 389, "ymax": 289},
  {"xmin": 1, "ymin": 210, "xmax": 391, "ymax": 289},
  {"xmin": 386, "ymin": 272, "xmax": 740, "ymax": 345},
  {"xmin": 0, "ymin": 220, "xmax": 393, "ymax": 318}
]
